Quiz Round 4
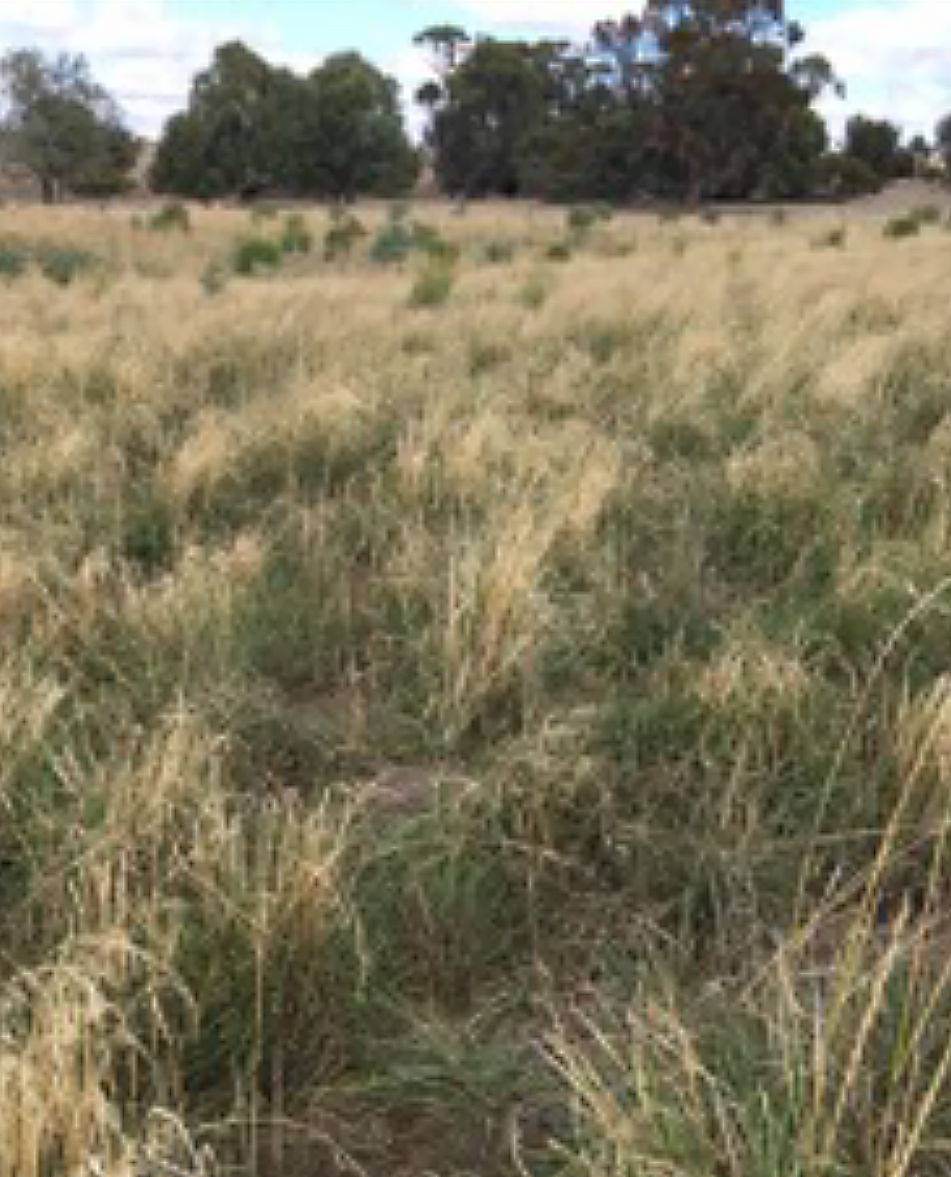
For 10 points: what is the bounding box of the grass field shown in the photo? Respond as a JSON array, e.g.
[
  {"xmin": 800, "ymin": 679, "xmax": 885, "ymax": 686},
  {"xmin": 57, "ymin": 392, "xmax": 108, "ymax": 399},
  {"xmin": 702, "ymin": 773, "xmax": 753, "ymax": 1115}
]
[{"xmin": 5, "ymin": 198, "xmax": 951, "ymax": 1176}]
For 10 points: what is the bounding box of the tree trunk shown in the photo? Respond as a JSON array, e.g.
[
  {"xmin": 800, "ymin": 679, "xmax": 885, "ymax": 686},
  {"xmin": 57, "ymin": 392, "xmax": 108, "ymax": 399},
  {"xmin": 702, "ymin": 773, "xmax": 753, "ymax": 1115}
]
[{"xmin": 41, "ymin": 176, "xmax": 57, "ymax": 204}]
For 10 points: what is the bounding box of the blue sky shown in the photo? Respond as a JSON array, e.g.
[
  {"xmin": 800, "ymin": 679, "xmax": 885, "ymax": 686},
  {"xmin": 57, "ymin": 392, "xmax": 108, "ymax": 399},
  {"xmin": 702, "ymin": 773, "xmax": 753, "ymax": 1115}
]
[{"xmin": 1, "ymin": 0, "xmax": 949, "ymax": 141}]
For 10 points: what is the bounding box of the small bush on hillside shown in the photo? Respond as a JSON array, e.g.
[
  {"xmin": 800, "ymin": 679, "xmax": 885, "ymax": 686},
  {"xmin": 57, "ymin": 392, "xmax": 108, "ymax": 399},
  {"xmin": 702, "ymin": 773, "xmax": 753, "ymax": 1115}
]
[
  {"xmin": 323, "ymin": 212, "xmax": 368, "ymax": 261},
  {"xmin": 280, "ymin": 213, "xmax": 313, "ymax": 255},
  {"xmin": 883, "ymin": 215, "xmax": 921, "ymax": 240},
  {"xmin": 149, "ymin": 201, "xmax": 191, "ymax": 233},
  {"xmin": 231, "ymin": 236, "xmax": 283, "ymax": 276},
  {"xmin": 408, "ymin": 261, "xmax": 455, "ymax": 309}
]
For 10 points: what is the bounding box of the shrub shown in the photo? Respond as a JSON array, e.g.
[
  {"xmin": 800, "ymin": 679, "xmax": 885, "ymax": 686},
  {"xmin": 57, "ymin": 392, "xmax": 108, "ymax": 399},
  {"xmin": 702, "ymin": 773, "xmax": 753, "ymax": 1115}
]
[
  {"xmin": 483, "ymin": 240, "xmax": 517, "ymax": 265},
  {"xmin": 280, "ymin": 213, "xmax": 313, "ymax": 255},
  {"xmin": 567, "ymin": 206, "xmax": 597, "ymax": 235},
  {"xmin": 547, "ymin": 241, "xmax": 573, "ymax": 262},
  {"xmin": 35, "ymin": 244, "xmax": 99, "ymax": 285},
  {"xmin": 370, "ymin": 217, "xmax": 454, "ymax": 266},
  {"xmin": 231, "ymin": 237, "xmax": 283, "ymax": 276},
  {"xmin": 883, "ymin": 215, "xmax": 921, "ymax": 240},
  {"xmin": 411, "ymin": 222, "xmax": 458, "ymax": 263},
  {"xmin": 148, "ymin": 201, "xmax": 191, "ymax": 233},
  {"xmin": 568, "ymin": 204, "xmax": 613, "ymax": 235},
  {"xmin": 323, "ymin": 212, "xmax": 368, "ymax": 261},
  {"xmin": 408, "ymin": 261, "xmax": 455, "ymax": 309},
  {"xmin": 0, "ymin": 240, "xmax": 29, "ymax": 280},
  {"xmin": 370, "ymin": 219, "xmax": 416, "ymax": 265}
]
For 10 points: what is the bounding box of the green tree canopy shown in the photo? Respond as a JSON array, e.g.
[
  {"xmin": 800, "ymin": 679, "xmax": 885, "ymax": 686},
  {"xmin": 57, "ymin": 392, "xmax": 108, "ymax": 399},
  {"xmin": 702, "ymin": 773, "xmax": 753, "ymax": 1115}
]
[
  {"xmin": 844, "ymin": 115, "xmax": 906, "ymax": 182},
  {"xmin": 0, "ymin": 48, "xmax": 136, "ymax": 202},
  {"xmin": 420, "ymin": 0, "xmax": 840, "ymax": 202},
  {"xmin": 151, "ymin": 43, "xmax": 417, "ymax": 201}
]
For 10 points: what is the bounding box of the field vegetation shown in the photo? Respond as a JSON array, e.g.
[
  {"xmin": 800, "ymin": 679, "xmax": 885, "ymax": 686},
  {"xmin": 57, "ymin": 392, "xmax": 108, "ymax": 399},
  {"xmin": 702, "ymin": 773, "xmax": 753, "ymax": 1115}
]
[{"xmin": 5, "ymin": 200, "xmax": 951, "ymax": 1176}]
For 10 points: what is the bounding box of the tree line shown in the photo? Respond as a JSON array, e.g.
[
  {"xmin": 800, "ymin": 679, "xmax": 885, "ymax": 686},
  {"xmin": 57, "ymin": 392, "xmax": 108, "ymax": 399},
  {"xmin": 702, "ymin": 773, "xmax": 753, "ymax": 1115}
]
[{"xmin": 1, "ymin": 0, "xmax": 949, "ymax": 206}]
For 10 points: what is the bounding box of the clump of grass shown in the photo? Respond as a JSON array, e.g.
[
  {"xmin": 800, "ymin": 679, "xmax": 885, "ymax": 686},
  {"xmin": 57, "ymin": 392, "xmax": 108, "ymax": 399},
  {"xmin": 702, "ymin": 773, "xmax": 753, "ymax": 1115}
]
[
  {"xmin": 280, "ymin": 213, "xmax": 313, "ymax": 255},
  {"xmin": 546, "ymin": 240, "xmax": 573, "ymax": 262},
  {"xmin": 408, "ymin": 260, "xmax": 455, "ymax": 309},
  {"xmin": 483, "ymin": 239, "xmax": 517, "ymax": 265},
  {"xmin": 519, "ymin": 270, "xmax": 553, "ymax": 309},
  {"xmin": 884, "ymin": 213, "xmax": 922, "ymax": 240},
  {"xmin": 567, "ymin": 204, "xmax": 613, "ymax": 234},
  {"xmin": 200, "ymin": 261, "xmax": 228, "ymax": 297},
  {"xmin": 231, "ymin": 236, "xmax": 283, "ymax": 276},
  {"xmin": 0, "ymin": 238, "xmax": 100, "ymax": 284},
  {"xmin": 148, "ymin": 201, "xmax": 191, "ymax": 233},
  {"xmin": 370, "ymin": 210, "xmax": 455, "ymax": 266},
  {"xmin": 370, "ymin": 219, "xmax": 417, "ymax": 264},
  {"xmin": 323, "ymin": 210, "xmax": 368, "ymax": 260},
  {"xmin": 35, "ymin": 242, "xmax": 101, "ymax": 285},
  {"xmin": 0, "ymin": 239, "xmax": 29, "ymax": 279}
]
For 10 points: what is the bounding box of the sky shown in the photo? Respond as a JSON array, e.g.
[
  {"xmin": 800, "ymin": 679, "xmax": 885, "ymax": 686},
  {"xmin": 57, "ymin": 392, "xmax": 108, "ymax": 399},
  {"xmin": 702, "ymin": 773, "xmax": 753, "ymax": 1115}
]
[{"xmin": 0, "ymin": 0, "xmax": 949, "ymax": 143}]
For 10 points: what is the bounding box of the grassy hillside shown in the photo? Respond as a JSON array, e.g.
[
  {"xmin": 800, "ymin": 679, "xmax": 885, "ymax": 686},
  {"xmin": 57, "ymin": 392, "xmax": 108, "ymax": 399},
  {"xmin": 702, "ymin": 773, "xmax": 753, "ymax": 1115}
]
[{"xmin": 4, "ymin": 200, "xmax": 951, "ymax": 1176}]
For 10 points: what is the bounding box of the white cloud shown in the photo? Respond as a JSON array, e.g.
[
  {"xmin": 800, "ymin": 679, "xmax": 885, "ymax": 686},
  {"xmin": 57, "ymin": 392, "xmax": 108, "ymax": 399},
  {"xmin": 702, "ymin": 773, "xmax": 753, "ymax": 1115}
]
[
  {"xmin": 0, "ymin": 0, "xmax": 292, "ymax": 136},
  {"xmin": 806, "ymin": 0, "xmax": 951, "ymax": 140},
  {"xmin": 0, "ymin": 0, "xmax": 80, "ymax": 37},
  {"xmin": 389, "ymin": 43, "xmax": 432, "ymax": 138},
  {"xmin": 456, "ymin": 0, "xmax": 637, "ymax": 27}
]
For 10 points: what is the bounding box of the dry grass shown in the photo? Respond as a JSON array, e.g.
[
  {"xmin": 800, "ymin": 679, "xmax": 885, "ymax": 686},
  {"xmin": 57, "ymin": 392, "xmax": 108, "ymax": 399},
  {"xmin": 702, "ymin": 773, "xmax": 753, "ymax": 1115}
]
[{"xmin": 4, "ymin": 198, "xmax": 951, "ymax": 1175}]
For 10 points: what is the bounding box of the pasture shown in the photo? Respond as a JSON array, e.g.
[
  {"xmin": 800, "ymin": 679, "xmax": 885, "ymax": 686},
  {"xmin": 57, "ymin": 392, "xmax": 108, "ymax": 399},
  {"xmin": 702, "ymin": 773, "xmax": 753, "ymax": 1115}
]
[{"xmin": 4, "ymin": 198, "xmax": 951, "ymax": 1176}]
